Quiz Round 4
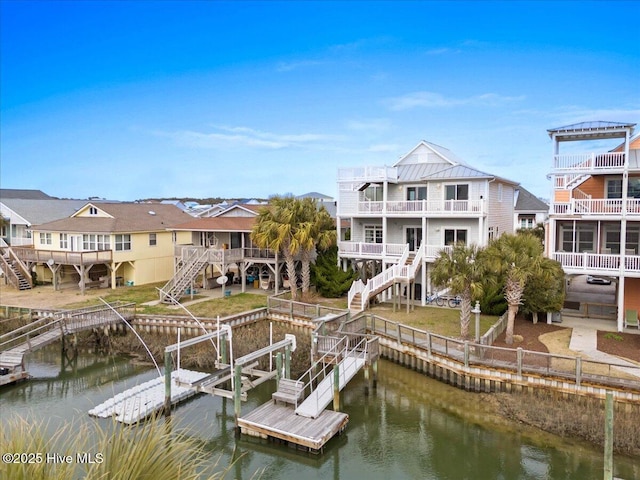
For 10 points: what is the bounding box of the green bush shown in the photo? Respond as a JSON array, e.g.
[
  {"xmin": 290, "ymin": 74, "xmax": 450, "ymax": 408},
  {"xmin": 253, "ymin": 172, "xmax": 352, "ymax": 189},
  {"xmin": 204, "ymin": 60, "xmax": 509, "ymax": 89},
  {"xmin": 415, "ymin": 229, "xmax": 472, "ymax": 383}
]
[
  {"xmin": 311, "ymin": 246, "xmax": 359, "ymax": 298},
  {"xmin": 479, "ymin": 284, "xmax": 508, "ymax": 316}
]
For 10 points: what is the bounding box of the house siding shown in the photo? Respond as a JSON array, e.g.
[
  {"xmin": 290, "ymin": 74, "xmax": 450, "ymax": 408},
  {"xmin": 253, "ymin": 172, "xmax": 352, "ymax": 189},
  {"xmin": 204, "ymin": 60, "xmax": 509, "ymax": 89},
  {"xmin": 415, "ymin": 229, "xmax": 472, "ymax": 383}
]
[{"xmin": 487, "ymin": 181, "xmax": 515, "ymax": 239}]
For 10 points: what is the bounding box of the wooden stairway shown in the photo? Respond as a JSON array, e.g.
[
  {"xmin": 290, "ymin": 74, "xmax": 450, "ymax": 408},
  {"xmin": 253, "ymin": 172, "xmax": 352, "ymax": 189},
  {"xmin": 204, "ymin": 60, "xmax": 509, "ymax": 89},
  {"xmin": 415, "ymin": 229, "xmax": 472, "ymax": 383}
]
[{"xmin": 0, "ymin": 248, "xmax": 32, "ymax": 290}]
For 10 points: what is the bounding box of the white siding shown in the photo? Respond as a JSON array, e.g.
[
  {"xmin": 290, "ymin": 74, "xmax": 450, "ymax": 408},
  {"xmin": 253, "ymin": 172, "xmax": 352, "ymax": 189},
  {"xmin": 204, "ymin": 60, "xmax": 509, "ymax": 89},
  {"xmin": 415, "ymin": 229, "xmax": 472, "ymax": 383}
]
[{"xmin": 487, "ymin": 181, "xmax": 516, "ymax": 239}]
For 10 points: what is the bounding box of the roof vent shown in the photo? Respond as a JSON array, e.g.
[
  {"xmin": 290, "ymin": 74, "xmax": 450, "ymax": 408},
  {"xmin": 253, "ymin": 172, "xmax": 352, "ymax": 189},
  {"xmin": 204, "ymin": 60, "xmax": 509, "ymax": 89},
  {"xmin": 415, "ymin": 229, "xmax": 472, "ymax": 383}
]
[{"xmin": 148, "ymin": 210, "xmax": 156, "ymax": 215}]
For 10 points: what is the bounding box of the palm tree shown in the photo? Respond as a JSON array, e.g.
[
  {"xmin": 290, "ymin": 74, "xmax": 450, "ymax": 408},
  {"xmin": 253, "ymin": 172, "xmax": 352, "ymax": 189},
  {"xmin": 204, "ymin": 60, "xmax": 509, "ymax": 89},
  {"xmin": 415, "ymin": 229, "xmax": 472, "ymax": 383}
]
[
  {"xmin": 298, "ymin": 200, "xmax": 336, "ymax": 296},
  {"xmin": 484, "ymin": 233, "xmax": 545, "ymax": 345},
  {"xmin": 251, "ymin": 196, "xmax": 304, "ymax": 299},
  {"xmin": 431, "ymin": 243, "xmax": 484, "ymax": 339}
]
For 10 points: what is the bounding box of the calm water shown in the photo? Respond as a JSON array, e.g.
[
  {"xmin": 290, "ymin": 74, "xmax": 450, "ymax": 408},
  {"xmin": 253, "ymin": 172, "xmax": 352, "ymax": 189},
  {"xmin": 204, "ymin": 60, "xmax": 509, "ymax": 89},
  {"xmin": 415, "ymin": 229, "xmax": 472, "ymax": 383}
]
[{"xmin": 1, "ymin": 345, "xmax": 638, "ymax": 480}]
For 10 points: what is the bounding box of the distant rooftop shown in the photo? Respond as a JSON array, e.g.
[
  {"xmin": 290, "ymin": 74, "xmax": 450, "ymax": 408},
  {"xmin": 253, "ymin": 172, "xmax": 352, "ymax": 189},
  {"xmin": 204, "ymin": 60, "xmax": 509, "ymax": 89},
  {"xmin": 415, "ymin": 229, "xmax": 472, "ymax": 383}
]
[{"xmin": 0, "ymin": 189, "xmax": 53, "ymax": 200}]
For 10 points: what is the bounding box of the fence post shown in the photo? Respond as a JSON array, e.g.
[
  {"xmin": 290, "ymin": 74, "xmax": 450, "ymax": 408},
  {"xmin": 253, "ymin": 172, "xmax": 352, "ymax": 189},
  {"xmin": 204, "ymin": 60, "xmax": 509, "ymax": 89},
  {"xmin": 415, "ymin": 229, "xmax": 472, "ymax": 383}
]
[
  {"xmin": 464, "ymin": 341, "xmax": 469, "ymax": 368},
  {"xmin": 575, "ymin": 356, "xmax": 582, "ymax": 388},
  {"xmin": 516, "ymin": 348, "xmax": 523, "ymax": 378},
  {"xmin": 604, "ymin": 391, "xmax": 613, "ymax": 480}
]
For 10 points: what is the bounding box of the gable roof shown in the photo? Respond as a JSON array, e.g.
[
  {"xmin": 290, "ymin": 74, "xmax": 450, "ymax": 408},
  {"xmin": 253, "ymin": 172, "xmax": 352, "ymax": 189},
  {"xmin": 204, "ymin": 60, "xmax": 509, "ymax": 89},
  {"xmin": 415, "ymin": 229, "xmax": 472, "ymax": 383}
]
[
  {"xmin": 213, "ymin": 204, "xmax": 264, "ymax": 217},
  {"xmin": 0, "ymin": 198, "xmax": 90, "ymax": 226},
  {"xmin": 0, "ymin": 189, "xmax": 53, "ymax": 200},
  {"xmin": 296, "ymin": 192, "xmax": 334, "ymax": 201},
  {"xmin": 34, "ymin": 203, "xmax": 190, "ymax": 233},
  {"xmin": 515, "ymin": 187, "xmax": 548, "ymax": 212},
  {"xmin": 393, "ymin": 140, "xmax": 469, "ymax": 168}
]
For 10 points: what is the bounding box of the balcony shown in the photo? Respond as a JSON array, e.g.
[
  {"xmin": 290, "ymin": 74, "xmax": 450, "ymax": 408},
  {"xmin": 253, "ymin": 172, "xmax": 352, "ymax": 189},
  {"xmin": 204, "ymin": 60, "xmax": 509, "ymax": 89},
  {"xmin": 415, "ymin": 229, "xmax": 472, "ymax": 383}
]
[
  {"xmin": 11, "ymin": 247, "xmax": 113, "ymax": 265},
  {"xmin": 338, "ymin": 242, "xmax": 451, "ymax": 261},
  {"xmin": 345, "ymin": 199, "xmax": 485, "ymax": 217},
  {"xmin": 552, "ymin": 152, "xmax": 626, "ymax": 173},
  {"xmin": 553, "ymin": 251, "xmax": 640, "ymax": 275},
  {"xmin": 337, "ymin": 166, "xmax": 398, "ymax": 183},
  {"xmin": 552, "ymin": 198, "xmax": 640, "ymax": 216}
]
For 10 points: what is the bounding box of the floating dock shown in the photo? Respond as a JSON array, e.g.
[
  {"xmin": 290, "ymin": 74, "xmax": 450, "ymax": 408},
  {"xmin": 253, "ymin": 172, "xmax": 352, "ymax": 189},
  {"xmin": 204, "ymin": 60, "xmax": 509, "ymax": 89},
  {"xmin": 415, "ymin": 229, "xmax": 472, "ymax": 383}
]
[
  {"xmin": 89, "ymin": 369, "xmax": 208, "ymax": 424},
  {"xmin": 237, "ymin": 402, "xmax": 349, "ymax": 453}
]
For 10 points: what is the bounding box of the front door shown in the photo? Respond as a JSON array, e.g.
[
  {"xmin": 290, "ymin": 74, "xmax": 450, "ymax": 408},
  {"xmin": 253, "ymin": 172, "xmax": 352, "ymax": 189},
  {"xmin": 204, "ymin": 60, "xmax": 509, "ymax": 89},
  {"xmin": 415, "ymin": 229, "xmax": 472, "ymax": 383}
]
[
  {"xmin": 406, "ymin": 227, "xmax": 423, "ymax": 252},
  {"xmin": 70, "ymin": 235, "xmax": 83, "ymax": 252}
]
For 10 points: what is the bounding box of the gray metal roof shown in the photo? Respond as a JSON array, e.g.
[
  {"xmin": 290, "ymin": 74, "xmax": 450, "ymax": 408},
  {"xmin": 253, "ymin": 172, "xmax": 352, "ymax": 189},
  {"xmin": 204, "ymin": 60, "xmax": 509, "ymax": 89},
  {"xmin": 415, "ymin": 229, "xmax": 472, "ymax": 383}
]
[
  {"xmin": 0, "ymin": 189, "xmax": 53, "ymax": 200},
  {"xmin": 515, "ymin": 187, "xmax": 548, "ymax": 212},
  {"xmin": 296, "ymin": 192, "xmax": 334, "ymax": 200},
  {"xmin": 397, "ymin": 163, "xmax": 452, "ymax": 182},
  {"xmin": 1, "ymin": 199, "xmax": 90, "ymax": 226},
  {"xmin": 547, "ymin": 121, "xmax": 635, "ymax": 135}
]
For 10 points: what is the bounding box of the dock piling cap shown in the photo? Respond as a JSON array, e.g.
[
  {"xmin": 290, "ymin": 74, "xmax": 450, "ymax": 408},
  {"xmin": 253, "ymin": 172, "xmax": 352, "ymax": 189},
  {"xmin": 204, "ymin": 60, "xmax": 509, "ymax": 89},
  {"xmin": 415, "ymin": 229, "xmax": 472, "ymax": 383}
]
[{"xmin": 285, "ymin": 333, "xmax": 297, "ymax": 352}]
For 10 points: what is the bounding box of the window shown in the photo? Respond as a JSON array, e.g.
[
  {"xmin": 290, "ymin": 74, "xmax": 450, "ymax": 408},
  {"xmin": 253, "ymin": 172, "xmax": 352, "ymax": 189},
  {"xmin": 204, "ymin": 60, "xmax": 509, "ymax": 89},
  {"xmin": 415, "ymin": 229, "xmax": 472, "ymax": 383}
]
[
  {"xmin": 115, "ymin": 234, "xmax": 131, "ymax": 251},
  {"xmin": 519, "ymin": 215, "xmax": 535, "ymax": 229},
  {"xmin": 364, "ymin": 225, "xmax": 383, "ymax": 244},
  {"xmin": 82, "ymin": 234, "xmax": 110, "ymax": 250},
  {"xmin": 406, "ymin": 186, "xmax": 427, "ymax": 201},
  {"xmin": 444, "ymin": 229, "xmax": 467, "ymax": 245},
  {"xmin": 606, "ymin": 179, "xmax": 623, "ymax": 199},
  {"xmin": 89, "ymin": 206, "xmax": 98, "ymax": 215},
  {"xmin": 149, "ymin": 233, "xmax": 157, "ymax": 246},
  {"xmin": 559, "ymin": 224, "xmax": 595, "ymax": 252},
  {"xmin": 363, "ymin": 184, "xmax": 383, "ymax": 202},
  {"xmin": 60, "ymin": 233, "xmax": 68, "ymax": 249},
  {"xmin": 39, "ymin": 232, "xmax": 52, "ymax": 245},
  {"xmin": 230, "ymin": 232, "xmax": 242, "ymax": 249},
  {"xmin": 445, "ymin": 184, "xmax": 469, "ymax": 201},
  {"xmin": 488, "ymin": 226, "xmax": 495, "ymax": 241}
]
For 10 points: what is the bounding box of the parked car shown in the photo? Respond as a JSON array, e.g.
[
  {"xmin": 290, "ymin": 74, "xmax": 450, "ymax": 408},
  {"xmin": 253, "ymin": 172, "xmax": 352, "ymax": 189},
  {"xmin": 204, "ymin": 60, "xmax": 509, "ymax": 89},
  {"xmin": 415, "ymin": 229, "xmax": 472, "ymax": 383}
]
[{"xmin": 586, "ymin": 275, "xmax": 612, "ymax": 285}]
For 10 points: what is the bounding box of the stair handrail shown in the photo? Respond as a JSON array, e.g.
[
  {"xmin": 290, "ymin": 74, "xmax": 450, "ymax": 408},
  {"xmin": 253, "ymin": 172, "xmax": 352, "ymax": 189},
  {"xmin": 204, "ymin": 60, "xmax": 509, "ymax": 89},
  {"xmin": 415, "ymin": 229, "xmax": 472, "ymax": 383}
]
[
  {"xmin": 295, "ymin": 334, "xmax": 368, "ymax": 412},
  {"xmin": 0, "ymin": 253, "xmax": 22, "ymax": 291},
  {"xmin": 347, "ymin": 278, "xmax": 364, "ymax": 310},
  {"xmin": 0, "ymin": 245, "xmax": 33, "ymax": 289},
  {"xmin": 159, "ymin": 248, "xmax": 209, "ymax": 302},
  {"xmin": 0, "ymin": 316, "xmax": 61, "ymax": 353}
]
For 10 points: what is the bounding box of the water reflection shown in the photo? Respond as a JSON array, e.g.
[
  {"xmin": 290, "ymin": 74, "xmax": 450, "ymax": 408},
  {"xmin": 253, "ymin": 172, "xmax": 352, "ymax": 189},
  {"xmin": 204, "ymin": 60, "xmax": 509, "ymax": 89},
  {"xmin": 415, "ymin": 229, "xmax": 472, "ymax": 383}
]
[{"xmin": 1, "ymin": 345, "xmax": 638, "ymax": 480}]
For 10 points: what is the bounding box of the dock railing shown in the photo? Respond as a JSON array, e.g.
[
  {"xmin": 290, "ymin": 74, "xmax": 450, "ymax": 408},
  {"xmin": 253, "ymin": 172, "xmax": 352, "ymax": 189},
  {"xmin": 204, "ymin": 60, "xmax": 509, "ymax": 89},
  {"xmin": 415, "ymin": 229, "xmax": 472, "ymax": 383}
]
[{"xmin": 361, "ymin": 313, "xmax": 640, "ymax": 392}]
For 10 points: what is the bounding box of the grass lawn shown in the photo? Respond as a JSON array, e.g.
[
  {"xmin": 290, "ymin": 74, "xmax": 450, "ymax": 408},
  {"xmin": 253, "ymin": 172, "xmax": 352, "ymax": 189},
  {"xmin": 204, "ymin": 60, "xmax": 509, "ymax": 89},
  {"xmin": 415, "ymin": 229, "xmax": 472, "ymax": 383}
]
[
  {"xmin": 54, "ymin": 286, "xmax": 499, "ymax": 338},
  {"xmin": 367, "ymin": 302, "xmax": 500, "ymax": 338}
]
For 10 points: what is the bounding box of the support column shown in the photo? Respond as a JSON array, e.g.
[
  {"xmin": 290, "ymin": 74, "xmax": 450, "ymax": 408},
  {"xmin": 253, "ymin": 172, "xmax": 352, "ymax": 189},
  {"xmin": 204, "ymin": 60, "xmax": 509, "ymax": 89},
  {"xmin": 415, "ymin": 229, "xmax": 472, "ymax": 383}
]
[
  {"xmin": 275, "ymin": 352, "xmax": 282, "ymax": 384},
  {"xmin": 284, "ymin": 345, "xmax": 291, "ymax": 379},
  {"xmin": 164, "ymin": 350, "xmax": 172, "ymax": 418},
  {"xmin": 332, "ymin": 364, "xmax": 341, "ymax": 412},
  {"xmin": 234, "ymin": 363, "xmax": 242, "ymax": 432}
]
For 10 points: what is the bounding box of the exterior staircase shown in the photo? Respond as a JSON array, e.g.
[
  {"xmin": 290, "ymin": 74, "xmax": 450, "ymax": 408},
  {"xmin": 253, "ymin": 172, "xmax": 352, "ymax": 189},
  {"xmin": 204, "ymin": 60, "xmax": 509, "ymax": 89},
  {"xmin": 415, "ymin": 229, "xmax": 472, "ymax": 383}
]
[
  {"xmin": 159, "ymin": 249, "xmax": 209, "ymax": 304},
  {"xmin": 0, "ymin": 242, "xmax": 32, "ymax": 291},
  {"xmin": 294, "ymin": 336, "xmax": 368, "ymax": 419},
  {"xmin": 347, "ymin": 243, "xmax": 425, "ymax": 313}
]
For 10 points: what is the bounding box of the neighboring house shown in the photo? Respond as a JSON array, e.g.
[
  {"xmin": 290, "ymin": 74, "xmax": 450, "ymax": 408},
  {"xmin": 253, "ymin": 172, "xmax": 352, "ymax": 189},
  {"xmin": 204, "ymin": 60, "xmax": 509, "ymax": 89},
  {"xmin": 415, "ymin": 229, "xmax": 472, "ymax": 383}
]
[
  {"xmin": 297, "ymin": 192, "xmax": 337, "ymax": 218},
  {"xmin": 546, "ymin": 121, "xmax": 638, "ymax": 331},
  {"xmin": 514, "ymin": 187, "xmax": 548, "ymax": 231},
  {"xmin": 337, "ymin": 140, "xmax": 518, "ymax": 309},
  {"xmin": 166, "ymin": 203, "xmax": 290, "ymax": 303},
  {"xmin": 14, "ymin": 202, "xmax": 191, "ymax": 292},
  {"xmin": 0, "ymin": 189, "xmax": 53, "ymax": 200},
  {"xmin": 0, "ymin": 198, "xmax": 90, "ymax": 246}
]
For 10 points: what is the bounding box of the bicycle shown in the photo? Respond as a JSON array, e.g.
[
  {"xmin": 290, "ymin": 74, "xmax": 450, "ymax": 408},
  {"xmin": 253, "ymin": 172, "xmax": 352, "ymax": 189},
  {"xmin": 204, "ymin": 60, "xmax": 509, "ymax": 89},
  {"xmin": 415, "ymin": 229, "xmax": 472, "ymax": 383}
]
[
  {"xmin": 425, "ymin": 292, "xmax": 445, "ymax": 307},
  {"xmin": 447, "ymin": 296, "xmax": 462, "ymax": 308}
]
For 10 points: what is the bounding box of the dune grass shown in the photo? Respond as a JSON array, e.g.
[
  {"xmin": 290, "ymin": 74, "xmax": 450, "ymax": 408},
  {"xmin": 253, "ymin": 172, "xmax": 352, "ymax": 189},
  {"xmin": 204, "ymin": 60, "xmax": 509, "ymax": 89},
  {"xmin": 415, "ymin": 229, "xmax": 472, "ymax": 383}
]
[{"xmin": 0, "ymin": 417, "xmax": 220, "ymax": 480}]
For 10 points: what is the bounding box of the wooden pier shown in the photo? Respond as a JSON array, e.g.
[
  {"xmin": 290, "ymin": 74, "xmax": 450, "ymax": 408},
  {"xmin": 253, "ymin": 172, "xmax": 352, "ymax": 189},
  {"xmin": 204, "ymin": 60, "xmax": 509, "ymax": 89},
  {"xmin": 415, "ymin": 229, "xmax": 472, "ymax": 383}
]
[{"xmin": 237, "ymin": 401, "xmax": 349, "ymax": 453}]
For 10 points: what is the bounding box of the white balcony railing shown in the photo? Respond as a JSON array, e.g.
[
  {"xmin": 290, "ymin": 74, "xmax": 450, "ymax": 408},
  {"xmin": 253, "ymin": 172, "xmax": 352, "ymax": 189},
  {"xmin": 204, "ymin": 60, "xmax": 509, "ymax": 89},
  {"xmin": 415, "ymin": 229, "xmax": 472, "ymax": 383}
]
[
  {"xmin": 553, "ymin": 251, "xmax": 640, "ymax": 273},
  {"xmin": 339, "ymin": 241, "xmax": 450, "ymax": 261},
  {"xmin": 352, "ymin": 199, "xmax": 484, "ymax": 216},
  {"xmin": 553, "ymin": 152, "xmax": 625, "ymax": 172},
  {"xmin": 8, "ymin": 236, "xmax": 34, "ymax": 247},
  {"xmin": 552, "ymin": 198, "xmax": 640, "ymax": 216},
  {"xmin": 337, "ymin": 166, "xmax": 398, "ymax": 183}
]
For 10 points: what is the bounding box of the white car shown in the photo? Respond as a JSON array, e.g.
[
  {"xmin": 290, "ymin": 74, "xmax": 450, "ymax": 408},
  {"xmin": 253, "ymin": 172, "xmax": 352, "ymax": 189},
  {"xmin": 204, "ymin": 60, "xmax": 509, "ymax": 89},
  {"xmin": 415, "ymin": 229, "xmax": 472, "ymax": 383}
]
[{"xmin": 586, "ymin": 275, "xmax": 612, "ymax": 285}]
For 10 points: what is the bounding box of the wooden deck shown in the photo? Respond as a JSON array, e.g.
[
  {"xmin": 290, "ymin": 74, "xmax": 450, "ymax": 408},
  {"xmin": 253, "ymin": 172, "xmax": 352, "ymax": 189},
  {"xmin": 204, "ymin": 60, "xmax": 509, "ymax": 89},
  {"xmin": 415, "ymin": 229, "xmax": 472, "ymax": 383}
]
[{"xmin": 237, "ymin": 401, "xmax": 349, "ymax": 453}]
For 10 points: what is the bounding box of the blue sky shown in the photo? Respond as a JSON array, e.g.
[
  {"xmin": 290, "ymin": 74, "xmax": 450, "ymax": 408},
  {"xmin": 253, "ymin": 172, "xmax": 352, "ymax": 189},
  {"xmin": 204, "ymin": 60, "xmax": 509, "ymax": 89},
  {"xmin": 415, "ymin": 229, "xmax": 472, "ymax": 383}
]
[{"xmin": 1, "ymin": 1, "xmax": 638, "ymax": 202}]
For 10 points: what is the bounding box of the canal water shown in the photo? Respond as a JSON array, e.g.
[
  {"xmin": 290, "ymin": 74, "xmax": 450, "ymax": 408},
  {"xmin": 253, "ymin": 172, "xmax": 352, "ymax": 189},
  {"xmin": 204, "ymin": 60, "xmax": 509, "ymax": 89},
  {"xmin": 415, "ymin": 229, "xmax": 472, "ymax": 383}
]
[{"xmin": 1, "ymin": 345, "xmax": 638, "ymax": 480}]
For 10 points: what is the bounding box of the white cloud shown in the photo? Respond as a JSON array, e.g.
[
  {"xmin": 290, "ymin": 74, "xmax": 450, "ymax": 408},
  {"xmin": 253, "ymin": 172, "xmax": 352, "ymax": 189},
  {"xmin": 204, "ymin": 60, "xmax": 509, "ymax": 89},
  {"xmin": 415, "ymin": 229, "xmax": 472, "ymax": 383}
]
[
  {"xmin": 385, "ymin": 91, "xmax": 526, "ymax": 111},
  {"xmin": 346, "ymin": 118, "xmax": 391, "ymax": 133},
  {"xmin": 155, "ymin": 125, "xmax": 345, "ymax": 150},
  {"xmin": 367, "ymin": 143, "xmax": 401, "ymax": 153}
]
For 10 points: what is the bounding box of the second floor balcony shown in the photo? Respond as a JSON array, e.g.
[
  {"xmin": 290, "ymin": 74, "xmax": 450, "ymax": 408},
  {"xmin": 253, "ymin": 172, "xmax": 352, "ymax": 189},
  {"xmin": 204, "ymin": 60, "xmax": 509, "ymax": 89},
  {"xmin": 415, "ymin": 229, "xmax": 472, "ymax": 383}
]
[
  {"xmin": 553, "ymin": 250, "xmax": 640, "ymax": 276},
  {"xmin": 11, "ymin": 246, "xmax": 113, "ymax": 265},
  {"xmin": 337, "ymin": 166, "xmax": 398, "ymax": 184},
  {"xmin": 338, "ymin": 241, "xmax": 451, "ymax": 261},
  {"xmin": 552, "ymin": 198, "xmax": 640, "ymax": 216},
  {"xmin": 343, "ymin": 199, "xmax": 485, "ymax": 217},
  {"xmin": 553, "ymin": 152, "xmax": 626, "ymax": 173}
]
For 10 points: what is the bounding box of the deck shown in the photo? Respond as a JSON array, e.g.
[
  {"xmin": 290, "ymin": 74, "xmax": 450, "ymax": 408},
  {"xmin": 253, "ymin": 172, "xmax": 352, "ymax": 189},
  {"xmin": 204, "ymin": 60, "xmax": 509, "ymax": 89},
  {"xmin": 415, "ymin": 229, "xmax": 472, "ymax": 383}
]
[{"xmin": 237, "ymin": 401, "xmax": 349, "ymax": 453}]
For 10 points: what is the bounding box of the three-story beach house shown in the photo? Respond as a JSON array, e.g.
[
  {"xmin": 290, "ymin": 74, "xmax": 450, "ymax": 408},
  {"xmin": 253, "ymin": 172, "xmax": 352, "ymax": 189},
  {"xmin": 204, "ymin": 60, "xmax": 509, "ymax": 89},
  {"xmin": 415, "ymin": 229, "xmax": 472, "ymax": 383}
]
[
  {"xmin": 337, "ymin": 140, "xmax": 518, "ymax": 310},
  {"xmin": 546, "ymin": 121, "xmax": 639, "ymax": 331}
]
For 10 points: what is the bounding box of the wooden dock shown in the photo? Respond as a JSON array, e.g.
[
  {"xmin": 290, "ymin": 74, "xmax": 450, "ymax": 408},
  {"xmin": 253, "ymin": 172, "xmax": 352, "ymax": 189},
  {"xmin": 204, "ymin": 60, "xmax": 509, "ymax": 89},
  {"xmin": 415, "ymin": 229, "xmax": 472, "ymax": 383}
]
[{"xmin": 237, "ymin": 401, "xmax": 349, "ymax": 453}]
